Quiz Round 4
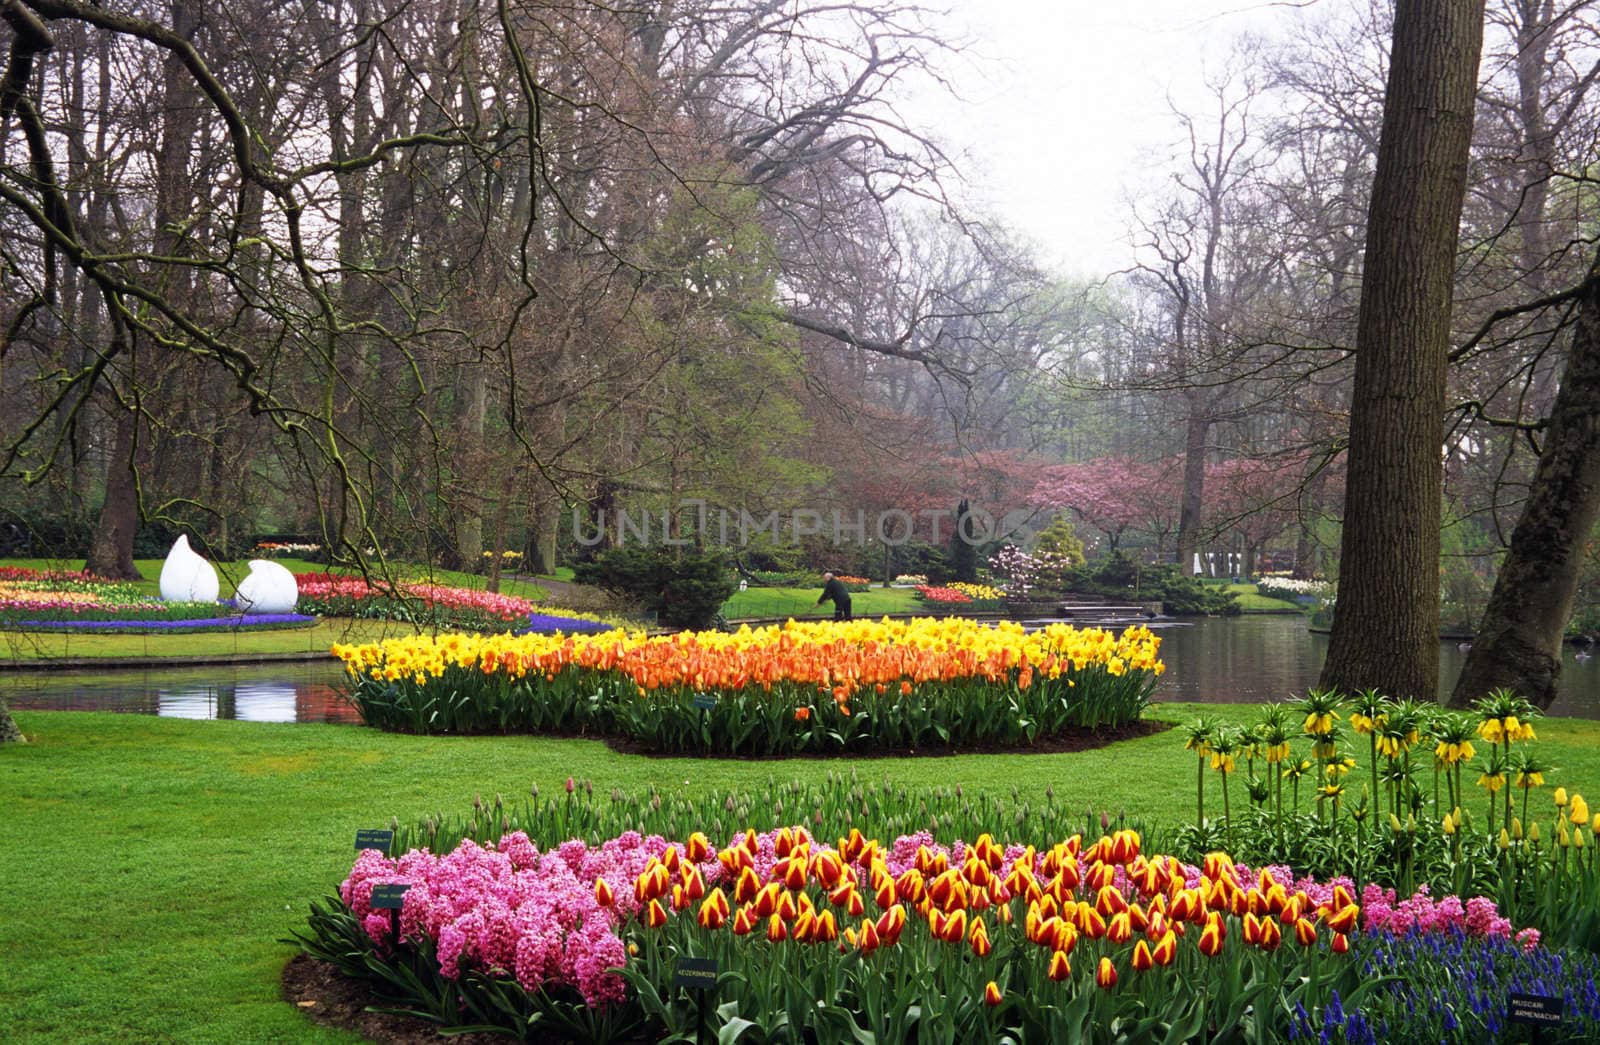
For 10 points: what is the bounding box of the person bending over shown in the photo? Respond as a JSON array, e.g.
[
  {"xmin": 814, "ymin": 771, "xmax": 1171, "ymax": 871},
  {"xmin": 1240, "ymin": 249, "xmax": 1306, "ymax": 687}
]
[{"xmin": 817, "ymin": 571, "xmax": 853, "ymax": 621}]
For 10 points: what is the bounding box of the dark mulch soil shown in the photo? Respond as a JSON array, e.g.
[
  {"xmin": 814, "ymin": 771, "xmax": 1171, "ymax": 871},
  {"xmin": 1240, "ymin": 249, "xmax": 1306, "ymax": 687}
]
[
  {"xmin": 282, "ymin": 953, "xmax": 512, "ymax": 1044},
  {"xmin": 602, "ymin": 716, "xmax": 1171, "ymax": 759}
]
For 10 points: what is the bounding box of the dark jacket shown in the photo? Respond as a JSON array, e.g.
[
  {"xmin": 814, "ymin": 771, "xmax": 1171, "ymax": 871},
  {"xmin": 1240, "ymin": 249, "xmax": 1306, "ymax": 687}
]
[{"xmin": 818, "ymin": 577, "xmax": 852, "ymax": 611}]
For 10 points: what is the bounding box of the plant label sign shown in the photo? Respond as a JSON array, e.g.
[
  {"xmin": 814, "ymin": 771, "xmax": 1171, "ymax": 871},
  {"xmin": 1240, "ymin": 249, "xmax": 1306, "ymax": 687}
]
[
  {"xmin": 674, "ymin": 956, "xmax": 718, "ymax": 990},
  {"xmin": 371, "ymin": 883, "xmax": 410, "ymax": 910},
  {"xmin": 1508, "ymin": 992, "xmax": 1562, "ymax": 1025},
  {"xmin": 355, "ymin": 829, "xmax": 393, "ymax": 852},
  {"xmin": 692, "ymin": 694, "xmax": 716, "ymax": 710}
]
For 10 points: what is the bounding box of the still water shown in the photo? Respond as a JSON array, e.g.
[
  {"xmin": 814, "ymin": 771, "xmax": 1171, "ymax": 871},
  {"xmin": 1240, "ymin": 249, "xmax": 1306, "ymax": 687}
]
[
  {"xmin": 1, "ymin": 660, "xmax": 359, "ymax": 723},
  {"xmin": 1152, "ymin": 614, "xmax": 1600, "ymax": 719},
  {"xmin": 5, "ymin": 615, "xmax": 1599, "ymax": 722}
]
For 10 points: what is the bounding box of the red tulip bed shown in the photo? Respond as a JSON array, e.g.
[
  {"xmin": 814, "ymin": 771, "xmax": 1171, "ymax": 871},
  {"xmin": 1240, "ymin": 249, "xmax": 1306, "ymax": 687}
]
[{"xmin": 294, "ymin": 778, "xmax": 1600, "ymax": 1043}]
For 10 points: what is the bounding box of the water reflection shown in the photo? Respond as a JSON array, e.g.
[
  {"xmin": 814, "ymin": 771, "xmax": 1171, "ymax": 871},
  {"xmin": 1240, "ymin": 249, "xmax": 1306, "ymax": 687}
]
[
  {"xmin": 1, "ymin": 661, "xmax": 359, "ymax": 723},
  {"xmin": 1154, "ymin": 615, "xmax": 1600, "ymax": 719}
]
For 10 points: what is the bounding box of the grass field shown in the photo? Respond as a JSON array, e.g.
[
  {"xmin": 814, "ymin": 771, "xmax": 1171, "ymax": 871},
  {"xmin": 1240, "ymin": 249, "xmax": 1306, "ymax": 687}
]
[
  {"xmin": 722, "ymin": 584, "xmax": 928, "ymax": 619},
  {"xmin": 4, "ymin": 706, "xmax": 1600, "ymax": 1043},
  {"xmin": 1222, "ymin": 582, "xmax": 1303, "ymax": 613},
  {"xmin": 0, "ymin": 618, "xmax": 428, "ymax": 663}
]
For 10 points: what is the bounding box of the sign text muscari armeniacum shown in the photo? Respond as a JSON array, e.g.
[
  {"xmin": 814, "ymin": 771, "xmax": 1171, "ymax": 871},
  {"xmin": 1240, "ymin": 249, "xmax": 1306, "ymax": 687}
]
[{"xmin": 573, "ymin": 502, "xmax": 1035, "ymax": 549}]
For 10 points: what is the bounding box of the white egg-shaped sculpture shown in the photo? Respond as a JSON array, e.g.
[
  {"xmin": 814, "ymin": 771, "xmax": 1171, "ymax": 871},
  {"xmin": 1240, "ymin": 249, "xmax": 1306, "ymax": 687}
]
[
  {"xmin": 234, "ymin": 559, "xmax": 299, "ymax": 615},
  {"xmin": 158, "ymin": 534, "xmax": 220, "ymax": 603}
]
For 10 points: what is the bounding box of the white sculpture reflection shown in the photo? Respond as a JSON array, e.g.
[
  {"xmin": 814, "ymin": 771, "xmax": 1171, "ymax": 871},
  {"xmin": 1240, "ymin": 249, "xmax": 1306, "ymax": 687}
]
[
  {"xmin": 234, "ymin": 559, "xmax": 299, "ymax": 615},
  {"xmin": 158, "ymin": 534, "xmax": 220, "ymax": 603}
]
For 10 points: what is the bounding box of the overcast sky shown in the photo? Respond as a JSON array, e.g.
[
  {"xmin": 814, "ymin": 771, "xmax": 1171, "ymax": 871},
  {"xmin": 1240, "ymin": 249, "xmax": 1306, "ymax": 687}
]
[{"xmin": 905, "ymin": 0, "xmax": 1316, "ymax": 278}]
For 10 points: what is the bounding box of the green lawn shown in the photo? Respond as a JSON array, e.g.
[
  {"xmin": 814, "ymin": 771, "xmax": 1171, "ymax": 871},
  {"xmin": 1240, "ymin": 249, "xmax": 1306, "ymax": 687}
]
[
  {"xmin": 723, "ymin": 584, "xmax": 927, "ymax": 620},
  {"xmin": 1222, "ymin": 583, "xmax": 1303, "ymax": 613},
  {"xmin": 0, "ymin": 618, "xmax": 427, "ymax": 663},
  {"xmin": 4, "ymin": 706, "xmax": 1600, "ymax": 1042},
  {"xmin": 0, "ymin": 556, "xmax": 548, "ymax": 602}
]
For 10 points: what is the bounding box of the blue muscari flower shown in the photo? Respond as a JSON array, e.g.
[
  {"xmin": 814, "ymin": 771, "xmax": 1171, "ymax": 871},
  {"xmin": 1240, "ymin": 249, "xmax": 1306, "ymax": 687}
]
[
  {"xmin": 1326, "ymin": 990, "xmax": 1345, "ymax": 1026},
  {"xmin": 1442, "ymin": 1007, "xmax": 1457, "ymax": 1033}
]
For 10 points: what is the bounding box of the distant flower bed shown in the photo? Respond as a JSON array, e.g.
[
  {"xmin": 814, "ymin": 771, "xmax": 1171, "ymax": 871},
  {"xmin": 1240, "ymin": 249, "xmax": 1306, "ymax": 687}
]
[
  {"xmin": 1254, "ymin": 577, "xmax": 1333, "ymax": 603},
  {"xmin": 11, "ymin": 612, "xmax": 317, "ymax": 633},
  {"xmin": 0, "ymin": 572, "xmax": 224, "ymax": 627},
  {"xmin": 891, "ymin": 573, "xmax": 927, "ymax": 586},
  {"xmin": 253, "ymin": 541, "xmax": 322, "ymax": 558},
  {"xmin": 836, "ymin": 574, "xmax": 872, "ymax": 592},
  {"xmin": 914, "ymin": 584, "xmax": 972, "ymax": 604},
  {"xmin": 950, "ymin": 581, "xmax": 1005, "ymax": 601},
  {"xmin": 294, "ymin": 572, "xmax": 545, "ymax": 632},
  {"xmin": 334, "ymin": 618, "xmax": 1162, "ymax": 750},
  {"xmin": 519, "ymin": 612, "xmax": 613, "ymax": 635}
]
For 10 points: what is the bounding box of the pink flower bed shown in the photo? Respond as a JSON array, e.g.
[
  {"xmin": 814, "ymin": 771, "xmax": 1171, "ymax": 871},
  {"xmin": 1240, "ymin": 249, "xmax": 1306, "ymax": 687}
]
[
  {"xmin": 914, "ymin": 585, "xmax": 972, "ymax": 604},
  {"xmin": 295, "ymin": 573, "xmax": 540, "ymax": 622}
]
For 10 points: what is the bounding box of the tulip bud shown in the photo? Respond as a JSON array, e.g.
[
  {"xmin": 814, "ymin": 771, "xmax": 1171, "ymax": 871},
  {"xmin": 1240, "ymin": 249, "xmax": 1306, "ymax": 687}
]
[
  {"xmin": 1530, "ymin": 821, "xmax": 1541, "ymax": 843},
  {"xmin": 1047, "ymin": 949, "xmax": 1072, "ymax": 981},
  {"xmin": 1556, "ymin": 787, "xmax": 1569, "ymax": 807},
  {"xmin": 1513, "ymin": 817, "xmax": 1524, "ymax": 840},
  {"xmin": 1441, "ymin": 815, "xmax": 1455, "ymax": 836},
  {"xmin": 1388, "ymin": 813, "xmax": 1403, "ymax": 833},
  {"xmin": 1571, "ymin": 795, "xmax": 1590, "ymax": 826},
  {"xmin": 1499, "ymin": 828, "xmax": 1512, "ymax": 850},
  {"xmin": 1560, "ymin": 825, "xmax": 1572, "ymax": 848},
  {"xmin": 984, "ymin": 981, "xmax": 1003, "ymax": 1007}
]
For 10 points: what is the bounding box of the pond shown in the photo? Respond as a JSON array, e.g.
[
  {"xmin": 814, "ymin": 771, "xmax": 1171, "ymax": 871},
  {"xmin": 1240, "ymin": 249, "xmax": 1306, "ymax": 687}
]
[
  {"xmin": 5, "ymin": 614, "xmax": 1599, "ymax": 722},
  {"xmin": 1152, "ymin": 614, "xmax": 1600, "ymax": 719}
]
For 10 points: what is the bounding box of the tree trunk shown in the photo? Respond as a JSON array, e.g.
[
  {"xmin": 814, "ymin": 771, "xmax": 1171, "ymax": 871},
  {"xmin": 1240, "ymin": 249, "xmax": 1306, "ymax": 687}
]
[
  {"xmin": 1320, "ymin": 0, "xmax": 1484, "ymax": 700},
  {"xmin": 0, "ymin": 699, "xmax": 22, "ymax": 744},
  {"xmin": 85, "ymin": 414, "xmax": 141, "ymax": 579},
  {"xmin": 1449, "ymin": 254, "xmax": 1600, "ymax": 709},
  {"xmin": 1174, "ymin": 408, "xmax": 1209, "ymax": 570}
]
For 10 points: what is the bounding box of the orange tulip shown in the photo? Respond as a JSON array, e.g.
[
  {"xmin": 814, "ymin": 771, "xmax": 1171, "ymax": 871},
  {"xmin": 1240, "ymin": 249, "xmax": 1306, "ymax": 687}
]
[
  {"xmin": 594, "ymin": 877, "xmax": 615, "ymax": 907},
  {"xmin": 1079, "ymin": 906, "xmax": 1108, "ymax": 939},
  {"xmin": 1323, "ymin": 902, "xmax": 1361, "ymax": 934},
  {"xmin": 901, "ymin": 681, "xmax": 913, "ymax": 697},
  {"xmin": 969, "ymin": 918, "xmax": 993, "ymax": 957},
  {"xmin": 857, "ymin": 919, "xmax": 882, "ymax": 955},
  {"xmin": 1047, "ymin": 949, "xmax": 1072, "ymax": 981},
  {"xmin": 775, "ymin": 891, "xmax": 798, "ymax": 923},
  {"xmin": 1095, "ymin": 884, "xmax": 1129, "ymax": 918},
  {"xmin": 875, "ymin": 877, "xmax": 898, "ymax": 909},
  {"xmin": 1151, "ymin": 929, "xmax": 1178, "ymax": 967},
  {"xmin": 794, "ymin": 706, "xmax": 811, "ymax": 722},
  {"xmin": 698, "ymin": 893, "xmax": 729, "ymax": 930},
  {"xmin": 735, "ymin": 865, "xmax": 761, "ymax": 904},
  {"xmin": 766, "ymin": 912, "xmax": 788, "ymax": 942},
  {"xmin": 876, "ymin": 903, "xmax": 907, "ymax": 945},
  {"xmin": 1096, "ymin": 956, "xmax": 1118, "ymax": 989},
  {"xmin": 686, "ymin": 832, "xmax": 712, "ymax": 864},
  {"xmin": 1130, "ymin": 939, "xmax": 1154, "ymax": 972},
  {"xmin": 793, "ymin": 909, "xmax": 817, "ymax": 943},
  {"xmin": 1107, "ymin": 911, "xmax": 1133, "ymax": 944},
  {"xmin": 1258, "ymin": 917, "xmax": 1282, "ymax": 951},
  {"xmin": 984, "ymin": 980, "xmax": 1003, "ymax": 1007},
  {"xmin": 813, "ymin": 909, "xmax": 839, "ymax": 943},
  {"xmin": 1294, "ymin": 917, "xmax": 1318, "ymax": 947},
  {"xmin": 1198, "ymin": 912, "xmax": 1226, "ymax": 956},
  {"xmin": 731, "ymin": 906, "xmax": 757, "ymax": 935},
  {"xmin": 1331, "ymin": 932, "xmax": 1351, "ymax": 955},
  {"xmin": 646, "ymin": 898, "xmax": 668, "ymax": 929},
  {"xmin": 1053, "ymin": 921, "xmax": 1080, "ymax": 955}
]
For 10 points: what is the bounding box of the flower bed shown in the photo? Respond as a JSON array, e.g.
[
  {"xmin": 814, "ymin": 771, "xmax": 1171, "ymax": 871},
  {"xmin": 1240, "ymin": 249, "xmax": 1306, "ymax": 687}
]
[
  {"xmin": 294, "ymin": 572, "xmax": 544, "ymax": 632},
  {"xmin": 297, "ymin": 804, "xmax": 1589, "ymax": 1044},
  {"xmin": 9, "ymin": 611, "xmax": 316, "ymax": 633},
  {"xmin": 332, "ymin": 618, "xmax": 1163, "ymax": 751},
  {"xmin": 0, "ymin": 570, "xmax": 309, "ymax": 630}
]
